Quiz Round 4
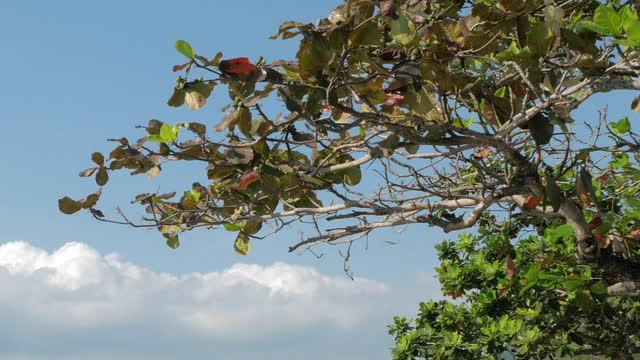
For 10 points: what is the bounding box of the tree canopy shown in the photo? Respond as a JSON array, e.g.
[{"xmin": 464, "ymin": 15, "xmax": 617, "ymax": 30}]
[{"xmin": 60, "ymin": 0, "xmax": 640, "ymax": 357}]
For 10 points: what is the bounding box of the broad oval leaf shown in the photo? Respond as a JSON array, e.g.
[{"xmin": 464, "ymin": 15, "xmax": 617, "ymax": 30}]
[
  {"xmin": 58, "ymin": 197, "xmax": 83, "ymax": 215},
  {"xmin": 175, "ymin": 40, "xmax": 195, "ymax": 59},
  {"xmin": 233, "ymin": 232, "xmax": 251, "ymax": 256}
]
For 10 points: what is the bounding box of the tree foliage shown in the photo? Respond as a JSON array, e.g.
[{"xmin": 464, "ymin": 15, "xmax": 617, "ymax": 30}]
[{"xmin": 60, "ymin": 0, "xmax": 640, "ymax": 357}]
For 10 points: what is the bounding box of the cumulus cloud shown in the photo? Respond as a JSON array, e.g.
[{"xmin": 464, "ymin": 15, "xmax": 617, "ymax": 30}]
[{"xmin": 0, "ymin": 241, "xmax": 421, "ymax": 360}]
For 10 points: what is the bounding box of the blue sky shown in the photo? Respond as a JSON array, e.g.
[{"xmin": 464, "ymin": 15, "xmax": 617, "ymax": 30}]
[{"xmin": 1, "ymin": 1, "xmax": 639, "ymax": 359}]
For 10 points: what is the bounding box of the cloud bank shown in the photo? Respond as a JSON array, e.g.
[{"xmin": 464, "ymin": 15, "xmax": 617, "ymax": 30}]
[{"xmin": 0, "ymin": 241, "xmax": 421, "ymax": 360}]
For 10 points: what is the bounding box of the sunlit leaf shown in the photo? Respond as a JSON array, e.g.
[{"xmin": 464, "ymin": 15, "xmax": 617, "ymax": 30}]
[
  {"xmin": 233, "ymin": 232, "xmax": 251, "ymax": 256},
  {"xmin": 175, "ymin": 40, "xmax": 195, "ymax": 59}
]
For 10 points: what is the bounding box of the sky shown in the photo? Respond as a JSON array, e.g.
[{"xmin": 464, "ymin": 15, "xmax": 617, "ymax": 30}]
[{"xmin": 1, "ymin": 1, "xmax": 638, "ymax": 359}]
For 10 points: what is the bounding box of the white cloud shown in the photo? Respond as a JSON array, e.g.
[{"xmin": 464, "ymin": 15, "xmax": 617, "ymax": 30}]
[{"xmin": 0, "ymin": 241, "xmax": 430, "ymax": 360}]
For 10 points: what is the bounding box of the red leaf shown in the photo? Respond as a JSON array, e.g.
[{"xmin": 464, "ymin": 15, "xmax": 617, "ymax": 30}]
[
  {"xmin": 506, "ymin": 254, "xmax": 516, "ymax": 278},
  {"xmin": 594, "ymin": 232, "xmax": 610, "ymax": 248},
  {"xmin": 588, "ymin": 217, "xmax": 603, "ymax": 231},
  {"xmin": 522, "ymin": 195, "xmax": 542, "ymax": 210},
  {"xmin": 498, "ymin": 286, "xmax": 508, "ymax": 297},
  {"xmin": 219, "ymin": 57, "xmax": 256, "ymax": 76},
  {"xmin": 239, "ymin": 171, "xmax": 261, "ymax": 189},
  {"xmin": 597, "ymin": 174, "xmax": 609, "ymax": 184}
]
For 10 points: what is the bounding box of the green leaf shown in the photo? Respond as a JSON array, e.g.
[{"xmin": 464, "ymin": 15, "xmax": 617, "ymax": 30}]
[
  {"xmin": 611, "ymin": 117, "xmax": 630, "ymax": 135},
  {"xmin": 166, "ymin": 235, "xmax": 180, "ymax": 249},
  {"xmin": 527, "ymin": 21, "xmax": 554, "ymax": 56},
  {"xmin": 390, "ymin": 15, "xmax": 416, "ymax": 46},
  {"xmin": 167, "ymin": 88, "xmax": 186, "ymax": 107},
  {"xmin": 58, "ymin": 197, "xmax": 83, "ymax": 215},
  {"xmin": 175, "ymin": 40, "xmax": 195, "ymax": 59},
  {"xmin": 620, "ymin": 6, "xmax": 640, "ymax": 44},
  {"xmin": 233, "ymin": 232, "xmax": 251, "ymax": 256},
  {"xmin": 147, "ymin": 134, "xmax": 164, "ymax": 143},
  {"xmin": 590, "ymin": 280, "xmax": 608, "ymax": 295},
  {"xmin": 579, "ymin": 4, "xmax": 623, "ymax": 36},
  {"xmin": 520, "ymin": 266, "xmax": 539, "ymax": 295},
  {"xmin": 159, "ymin": 123, "xmax": 179, "ymax": 143},
  {"xmin": 563, "ymin": 279, "xmax": 585, "ymax": 292},
  {"xmin": 343, "ymin": 166, "xmax": 362, "ymax": 186},
  {"xmin": 224, "ymin": 223, "xmax": 244, "ymax": 232},
  {"xmin": 494, "ymin": 86, "xmax": 507, "ymax": 98}
]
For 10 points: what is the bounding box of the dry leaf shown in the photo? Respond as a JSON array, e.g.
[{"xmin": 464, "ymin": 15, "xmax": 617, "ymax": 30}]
[
  {"xmin": 631, "ymin": 95, "xmax": 640, "ymax": 112},
  {"xmin": 522, "ymin": 195, "xmax": 542, "ymax": 210}
]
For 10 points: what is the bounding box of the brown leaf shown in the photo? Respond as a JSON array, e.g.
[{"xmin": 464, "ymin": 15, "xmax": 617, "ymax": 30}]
[
  {"xmin": 473, "ymin": 147, "xmax": 492, "ymax": 159},
  {"xmin": 522, "ymin": 195, "xmax": 542, "ymax": 210},
  {"xmin": 506, "ymin": 254, "xmax": 516, "ymax": 278},
  {"xmin": 91, "ymin": 152, "xmax": 105, "ymax": 166},
  {"xmin": 79, "ymin": 167, "xmax": 99, "ymax": 177},
  {"xmin": 239, "ymin": 171, "xmax": 261, "ymax": 189},
  {"xmin": 224, "ymin": 147, "xmax": 254, "ymax": 165},
  {"xmin": 498, "ymin": 286, "xmax": 509, "ymax": 298},
  {"xmin": 184, "ymin": 90, "xmax": 206, "ymax": 110},
  {"xmin": 172, "ymin": 61, "xmax": 191, "ymax": 72},
  {"xmin": 631, "ymin": 95, "xmax": 640, "ymax": 112},
  {"xmin": 147, "ymin": 166, "xmax": 161, "ymax": 179},
  {"xmin": 594, "ymin": 232, "xmax": 610, "ymax": 249},
  {"xmin": 95, "ymin": 168, "xmax": 109, "ymax": 186},
  {"xmin": 215, "ymin": 111, "xmax": 238, "ymax": 132},
  {"xmin": 626, "ymin": 229, "xmax": 640, "ymax": 241},
  {"xmin": 597, "ymin": 174, "xmax": 609, "ymax": 184}
]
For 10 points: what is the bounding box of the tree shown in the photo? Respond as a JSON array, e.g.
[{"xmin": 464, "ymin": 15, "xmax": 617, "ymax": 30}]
[{"xmin": 60, "ymin": 0, "xmax": 640, "ymax": 357}]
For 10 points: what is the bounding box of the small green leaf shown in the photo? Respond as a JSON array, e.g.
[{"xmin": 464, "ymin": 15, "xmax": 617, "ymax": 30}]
[
  {"xmin": 233, "ymin": 232, "xmax": 251, "ymax": 256},
  {"xmin": 590, "ymin": 280, "xmax": 608, "ymax": 295},
  {"xmin": 160, "ymin": 123, "xmax": 179, "ymax": 143},
  {"xmin": 166, "ymin": 235, "xmax": 180, "ymax": 249},
  {"xmin": 611, "ymin": 117, "xmax": 630, "ymax": 135},
  {"xmin": 175, "ymin": 40, "xmax": 195, "ymax": 59},
  {"xmin": 147, "ymin": 134, "xmax": 164, "ymax": 143},
  {"xmin": 494, "ymin": 86, "xmax": 507, "ymax": 98},
  {"xmin": 224, "ymin": 223, "xmax": 244, "ymax": 232},
  {"xmin": 564, "ymin": 279, "xmax": 585, "ymax": 292}
]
